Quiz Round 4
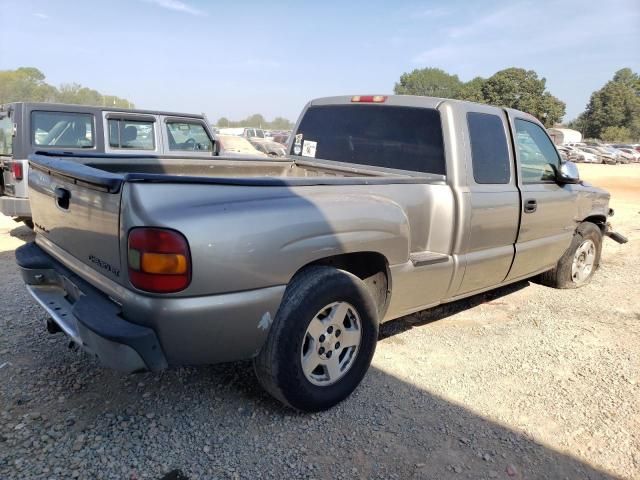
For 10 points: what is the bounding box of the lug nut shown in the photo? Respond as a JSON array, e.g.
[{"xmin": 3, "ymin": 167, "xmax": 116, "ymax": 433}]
[
  {"xmin": 319, "ymin": 334, "xmax": 325, "ymax": 343},
  {"xmin": 326, "ymin": 351, "xmax": 333, "ymax": 358},
  {"xmin": 335, "ymin": 342, "xmax": 340, "ymax": 349},
  {"xmin": 327, "ymin": 326, "xmax": 334, "ymax": 334},
  {"xmin": 318, "ymin": 347, "xmax": 325, "ymax": 355},
  {"xmin": 335, "ymin": 329, "xmax": 341, "ymax": 337}
]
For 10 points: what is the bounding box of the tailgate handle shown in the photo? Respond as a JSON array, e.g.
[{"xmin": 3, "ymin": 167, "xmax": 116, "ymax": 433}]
[{"xmin": 55, "ymin": 187, "xmax": 71, "ymax": 210}]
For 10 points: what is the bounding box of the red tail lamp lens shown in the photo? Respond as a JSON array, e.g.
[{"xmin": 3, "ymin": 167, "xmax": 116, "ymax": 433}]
[
  {"xmin": 128, "ymin": 228, "xmax": 191, "ymax": 293},
  {"xmin": 11, "ymin": 162, "xmax": 23, "ymax": 180}
]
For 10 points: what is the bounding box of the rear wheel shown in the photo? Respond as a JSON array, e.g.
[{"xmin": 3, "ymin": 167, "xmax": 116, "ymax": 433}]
[
  {"xmin": 253, "ymin": 266, "xmax": 379, "ymax": 411},
  {"xmin": 539, "ymin": 222, "xmax": 602, "ymax": 289}
]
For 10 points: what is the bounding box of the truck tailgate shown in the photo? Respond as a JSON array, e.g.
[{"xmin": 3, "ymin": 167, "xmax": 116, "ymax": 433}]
[{"xmin": 27, "ymin": 155, "xmax": 124, "ymax": 284}]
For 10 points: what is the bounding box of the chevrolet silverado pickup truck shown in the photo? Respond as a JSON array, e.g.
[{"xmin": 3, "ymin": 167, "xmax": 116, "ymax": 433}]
[
  {"xmin": 0, "ymin": 102, "xmax": 218, "ymax": 226},
  {"xmin": 16, "ymin": 95, "xmax": 626, "ymax": 411}
]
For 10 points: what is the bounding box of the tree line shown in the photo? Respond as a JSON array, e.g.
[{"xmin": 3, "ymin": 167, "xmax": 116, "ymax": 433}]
[
  {"xmin": 3, "ymin": 65, "xmax": 638, "ymax": 142},
  {"xmin": 0, "ymin": 67, "xmax": 133, "ymax": 108},
  {"xmin": 394, "ymin": 66, "xmax": 640, "ymax": 142},
  {"xmin": 215, "ymin": 114, "xmax": 293, "ymax": 130}
]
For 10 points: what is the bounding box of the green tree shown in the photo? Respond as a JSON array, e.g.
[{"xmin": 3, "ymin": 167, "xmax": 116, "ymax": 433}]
[
  {"xmin": 601, "ymin": 126, "xmax": 632, "ymax": 142},
  {"xmin": 270, "ymin": 116, "xmax": 293, "ymax": 130},
  {"xmin": 216, "ymin": 114, "xmax": 293, "ymax": 130},
  {"xmin": 393, "ymin": 67, "xmax": 565, "ymax": 126},
  {"xmin": 244, "ymin": 114, "xmax": 266, "ymax": 127},
  {"xmin": 394, "ymin": 68, "xmax": 463, "ymax": 98},
  {"xmin": 0, "ymin": 66, "xmax": 133, "ymax": 108},
  {"xmin": 578, "ymin": 69, "xmax": 640, "ymax": 140},
  {"xmin": 480, "ymin": 68, "xmax": 565, "ymax": 126},
  {"xmin": 0, "ymin": 67, "xmax": 56, "ymax": 103},
  {"xmin": 458, "ymin": 76, "xmax": 486, "ymax": 102}
]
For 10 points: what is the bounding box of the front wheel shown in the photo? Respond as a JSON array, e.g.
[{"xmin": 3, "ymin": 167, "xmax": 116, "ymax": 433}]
[
  {"xmin": 253, "ymin": 266, "xmax": 379, "ymax": 411},
  {"xmin": 539, "ymin": 222, "xmax": 603, "ymax": 289}
]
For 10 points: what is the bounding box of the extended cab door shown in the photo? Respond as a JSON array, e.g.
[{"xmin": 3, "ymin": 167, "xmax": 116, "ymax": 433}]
[
  {"xmin": 505, "ymin": 113, "xmax": 576, "ymax": 281},
  {"xmin": 455, "ymin": 106, "xmax": 520, "ymax": 295}
]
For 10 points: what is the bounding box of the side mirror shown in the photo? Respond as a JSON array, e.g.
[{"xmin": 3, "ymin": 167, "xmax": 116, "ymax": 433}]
[{"xmin": 556, "ymin": 161, "xmax": 580, "ymax": 184}]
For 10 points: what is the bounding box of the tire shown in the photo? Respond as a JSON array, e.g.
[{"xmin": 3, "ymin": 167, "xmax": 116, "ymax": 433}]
[
  {"xmin": 253, "ymin": 266, "xmax": 379, "ymax": 412},
  {"xmin": 539, "ymin": 222, "xmax": 602, "ymax": 289}
]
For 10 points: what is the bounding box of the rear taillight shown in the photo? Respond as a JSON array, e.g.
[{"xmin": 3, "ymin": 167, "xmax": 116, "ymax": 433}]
[
  {"xmin": 351, "ymin": 95, "xmax": 387, "ymax": 103},
  {"xmin": 128, "ymin": 228, "xmax": 191, "ymax": 293},
  {"xmin": 10, "ymin": 162, "xmax": 23, "ymax": 180}
]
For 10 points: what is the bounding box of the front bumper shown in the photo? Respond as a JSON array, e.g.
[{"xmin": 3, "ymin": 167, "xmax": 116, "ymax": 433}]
[
  {"xmin": 16, "ymin": 242, "xmax": 167, "ymax": 373},
  {"xmin": 0, "ymin": 196, "xmax": 31, "ymax": 217}
]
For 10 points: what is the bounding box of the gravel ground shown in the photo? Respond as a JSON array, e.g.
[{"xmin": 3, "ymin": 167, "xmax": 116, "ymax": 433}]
[{"xmin": 0, "ymin": 164, "xmax": 638, "ymax": 479}]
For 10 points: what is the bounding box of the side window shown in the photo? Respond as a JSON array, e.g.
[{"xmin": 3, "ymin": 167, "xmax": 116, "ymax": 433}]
[
  {"xmin": 108, "ymin": 119, "xmax": 155, "ymax": 150},
  {"xmin": 31, "ymin": 111, "xmax": 94, "ymax": 148},
  {"xmin": 514, "ymin": 119, "xmax": 560, "ymax": 183},
  {"xmin": 0, "ymin": 113, "xmax": 12, "ymax": 156},
  {"xmin": 467, "ymin": 112, "xmax": 510, "ymax": 184},
  {"xmin": 166, "ymin": 122, "xmax": 213, "ymax": 151}
]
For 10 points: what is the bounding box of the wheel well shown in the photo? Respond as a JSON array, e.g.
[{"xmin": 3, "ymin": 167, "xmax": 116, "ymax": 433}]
[
  {"xmin": 582, "ymin": 215, "xmax": 607, "ymax": 232},
  {"xmin": 308, "ymin": 252, "xmax": 390, "ymax": 319}
]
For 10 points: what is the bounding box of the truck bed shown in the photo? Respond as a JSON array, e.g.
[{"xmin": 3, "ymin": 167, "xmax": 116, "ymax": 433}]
[{"xmin": 30, "ymin": 153, "xmax": 446, "ymax": 189}]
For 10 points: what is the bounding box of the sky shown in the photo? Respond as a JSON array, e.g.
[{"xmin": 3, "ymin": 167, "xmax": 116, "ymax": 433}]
[{"xmin": 1, "ymin": 0, "xmax": 638, "ymax": 123}]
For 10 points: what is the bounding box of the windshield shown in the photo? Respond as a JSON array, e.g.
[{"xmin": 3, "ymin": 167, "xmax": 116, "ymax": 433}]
[{"xmin": 292, "ymin": 105, "xmax": 446, "ymax": 175}]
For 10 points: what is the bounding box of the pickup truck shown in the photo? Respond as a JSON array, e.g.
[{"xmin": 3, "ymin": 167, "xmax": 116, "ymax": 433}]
[
  {"xmin": 0, "ymin": 102, "xmax": 217, "ymax": 226},
  {"xmin": 16, "ymin": 95, "xmax": 626, "ymax": 412}
]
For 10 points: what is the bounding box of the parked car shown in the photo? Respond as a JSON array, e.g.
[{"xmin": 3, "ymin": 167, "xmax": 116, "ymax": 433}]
[
  {"xmin": 217, "ymin": 127, "xmax": 268, "ymax": 140},
  {"xmin": 590, "ymin": 145, "xmax": 624, "ymax": 163},
  {"xmin": 556, "ymin": 146, "xmax": 570, "ymax": 162},
  {"xmin": 271, "ymin": 134, "xmax": 290, "ymax": 145},
  {"xmin": 213, "ymin": 134, "xmax": 268, "ymax": 158},
  {"xmin": 16, "ymin": 94, "xmax": 626, "ymax": 412},
  {"xmin": 608, "ymin": 147, "xmax": 635, "ymax": 163},
  {"xmin": 248, "ymin": 138, "xmax": 287, "ymax": 157},
  {"xmin": 0, "ymin": 102, "xmax": 216, "ymax": 226},
  {"xmin": 560, "ymin": 145, "xmax": 599, "ymax": 163},
  {"xmin": 615, "ymin": 147, "xmax": 640, "ymax": 162},
  {"xmin": 578, "ymin": 146, "xmax": 617, "ymax": 164}
]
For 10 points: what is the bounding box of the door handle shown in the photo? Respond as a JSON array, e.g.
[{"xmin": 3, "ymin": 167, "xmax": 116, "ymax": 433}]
[
  {"xmin": 55, "ymin": 187, "xmax": 71, "ymax": 210},
  {"xmin": 524, "ymin": 198, "xmax": 537, "ymax": 213}
]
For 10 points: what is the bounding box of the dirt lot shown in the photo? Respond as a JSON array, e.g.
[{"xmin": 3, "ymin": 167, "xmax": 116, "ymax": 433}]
[{"xmin": 0, "ymin": 164, "xmax": 638, "ymax": 479}]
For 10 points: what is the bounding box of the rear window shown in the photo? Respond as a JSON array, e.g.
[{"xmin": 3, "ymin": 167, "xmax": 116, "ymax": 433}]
[
  {"xmin": 292, "ymin": 105, "xmax": 446, "ymax": 175},
  {"xmin": 31, "ymin": 111, "xmax": 94, "ymax": 148},
  {"xmin": 467, "ymin": 112, "xmax": 510, "ymax": 184},
  {"xmin": 108, "ymin": 119, "xmax": 155, "ymax": 150}
]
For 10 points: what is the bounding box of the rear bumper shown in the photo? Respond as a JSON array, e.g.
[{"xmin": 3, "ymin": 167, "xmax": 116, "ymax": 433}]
[
  {"xmin": 16, "ymin": 242, "xmax": 167, "ymax": 373},
  {"xmin": 16, "ymin": 241, "xmax": 287, "ymax": 369},
  {"xmin": 0, "ymin": 196, "xmax": 31, "ymax": 217}
]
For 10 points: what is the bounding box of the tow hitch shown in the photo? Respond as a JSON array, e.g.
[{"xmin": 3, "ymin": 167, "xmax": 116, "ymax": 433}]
[{"xmin": 605, "ymin": 221, "xmax": 628, "ymax": 244}]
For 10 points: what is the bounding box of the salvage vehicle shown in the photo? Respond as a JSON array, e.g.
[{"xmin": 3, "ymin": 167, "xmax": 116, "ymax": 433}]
[
  {"xmin": 560, "ymin": 145, "xmax": 599, "ymax": 164},
  {"xmin": 213, "ymin": 134, "xmax": 268, "ymax": 158},
  {"xmin": 578, "ymin": 146, "xmax": 617, "ymax": 165},
  {"xmin": 16, "ymin": 95, "xmax": 627, "ymax": 411},
  {"xmin": 0, "ymin": 102, "xmax": 216, "ymax": 226},
  {"xmin": 248, "ymin": 137, "xmax": 287, "ymax": 157}
]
